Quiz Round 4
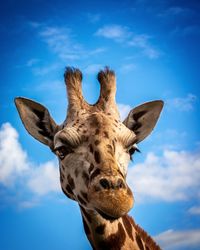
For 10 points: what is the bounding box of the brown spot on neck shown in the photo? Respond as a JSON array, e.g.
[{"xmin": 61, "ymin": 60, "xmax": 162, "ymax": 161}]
[
  {"xmin": 80, "ymin": 191, "xmax": 88, "ymax": 202},
  {"xmin": 95, "ymin": 224, "xmax": 106, "ymax": 235},
  {"xmin": 98, "ymin": 222, "xmax": 126, "ymax": 250},
  {"xmin": 122, "ymin": 215, "xmax": 134, "ymax": 241},
  {"xmin": 67, "ymin": 175, "xmax": 75, "ymax": 190},
  {"xmin": 89, "ymin": 144, "xmax": 94, "ymax": 153},
  {"xmin": 77, "ymin": 195, "xmax": 87, "ymax": 206},
  {"xmin": 82, "ymin": 171, "xmax": 89, "ymax": 187},
  {"xmin": 136, "ymin": 233, "xmax": 144, "ymax": 250},
  {"xmin": 94, "ymin": 150, "xmax": 101, "ymax": 164}
]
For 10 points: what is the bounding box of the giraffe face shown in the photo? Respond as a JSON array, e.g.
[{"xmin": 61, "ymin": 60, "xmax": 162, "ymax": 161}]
[
  {"xmin": 54, "ymin": 112, "xmax": 136, "ymax": 219},
  {"xmin": 15, "ymin": 67, "xmax": 163, "ymax": 221}
]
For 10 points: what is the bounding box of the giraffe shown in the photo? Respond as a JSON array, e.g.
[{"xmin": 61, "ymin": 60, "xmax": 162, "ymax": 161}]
[{"xmin": 15, "ymin": 67, "xmax": 163, "ymax": 250}]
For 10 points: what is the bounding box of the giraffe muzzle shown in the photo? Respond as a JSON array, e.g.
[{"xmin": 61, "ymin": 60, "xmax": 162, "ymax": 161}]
[{"xmin": 88, "ymin": 175, "xmax": 134, "ymax": 219}]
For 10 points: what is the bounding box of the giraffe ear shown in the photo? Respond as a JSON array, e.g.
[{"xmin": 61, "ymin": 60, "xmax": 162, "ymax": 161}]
[
  {"xmin": 123, "ymin": 100, "xmax": 164, "ymax": 143},
  {"xmin": 15, "ymin": 97, "xmax": 58, "ymax": 148}
]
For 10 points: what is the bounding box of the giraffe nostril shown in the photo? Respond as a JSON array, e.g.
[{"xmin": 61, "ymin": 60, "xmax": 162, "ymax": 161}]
[
  {"xmin": 116, "ymin": 178, "xmax": 126, "ymax": 189},
  {"xmin": 99, "ymin": 178, "xmax": 110, "ymax": 189}
]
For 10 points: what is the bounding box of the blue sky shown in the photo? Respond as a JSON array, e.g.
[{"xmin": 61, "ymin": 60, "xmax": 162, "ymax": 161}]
[{"xmin": 0, "ymin": 0, "xmax": 200, "ymax": 249}]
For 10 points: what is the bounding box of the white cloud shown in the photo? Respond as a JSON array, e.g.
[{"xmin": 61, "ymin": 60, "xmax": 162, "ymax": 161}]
[
  {"xmin": 120, "ymin": 63, "xmax": 137, "ymax": 73},
  {"xmin": 158, "ymin": 6, "xmax": 193, "ymax": 18},
  {"xmin": 117, "ymin": 103, "xmax": 132, "ymax": 120},
  {"xmin": 88, "ymin": 47, "xmax": 106, "ymax": 55},
  {"xmin": 148, "ymin": 129, "xmax": 188, "ymax": 152},
  {"xmin": 84, "ymin": 64, "xmax": 103, "ymax": 74},
  {"xmin": 127, "ymin": 149, "xmax": 200, "ymax": 202},
  {"xmin": 86, "ymin": 13, "xmax": 101, "ymax": 23},
  {"xmin": 32, "ymin": 63, "xmax": 60, "ymax": 76},
  {"xmin": 128, "ymin": 34, "xmax": 160, "ymax": 59},
  {"xmin": 26, "ymin": 58, "xmax": 40, "ymax": 67},
  {"xmin": 18, "ymin": 199, "xmax": 39, "ymax": 209},
  {"xmin": 32, "ymin": 24, "xmax": 105, "ymax": 61},
  {"xmin": 95, "ymin": 25, "xmax": 131, "ymax": 42},
  {"xmin": 154, "ymin": 229, "xmax": 200, "ymax": 250},
  {"xmin": 182, "ymin": 25, "xmax": 200, "ymax": 36},
  {"xmin": 33, "ymin": 80, "xmax": 63, "ymax": 92},
  {"xmin": 0, "ymin": 123, "xmax": 60, "ymax": 206},
  {"xmin": 29, "ymin": 21, "xmax": 41, "ymax": 28},
  {"xmin": 166, "ymin": 94, "xmax": 197, "ymax": 111},
  {"xmin": 39, "ymin": 26, "xmax": 82, "ymax": 60},
  {"xmin": 28, "ymin": 161, "xmax": 60, "ymax": 196},
  {"xmin": 188, "ymin": 206, "xmax": 200, "ymax": 215},
  {"xmin": 171, "ymin": 25, "xmax": 200, "ymax": 37},
  {"xmin": 95, "ymin": 24, "xmax": 160, "ymax": 59},
  {"xmin": 0, "ymin": 123, "xmax": 29, "ymax": 186}
]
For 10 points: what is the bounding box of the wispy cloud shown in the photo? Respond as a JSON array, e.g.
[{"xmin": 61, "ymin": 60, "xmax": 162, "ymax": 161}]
[
  {"xmin": 32, "ymin": 63, "xmax": 61, "ymax": 76},
  {"xmin": 95, "ymin": 24, "xmax": 160, "ymax": 59},
  {"xmin": 117, "ymin": 103, "xmax": 132, "ymax": 120},
  {"xmin": 0, "ymin": 123, "xmax": 60, "ymax": 207},
  {"xmin": 84, "ymin": 64, "xmax": 103, "ymax": 74},
  {"xmin": 86, "ymin": 13, "xmax": 101, "ymax": 23},
  {"xmin": 95, "ymin": 25, "xmax": 131, "ymax": 42},
  {"xmin": 188, "ymin": 206, "xmax": 200, "ymax": 215},
  {"xmin": 154, "ymin": 229, "xmax": 200, "ymax": 250},
  {"xmin": 128, "ymin": 34, "xmax": 160, "ymax": 59},
  {"xmin": 158, "ymin": 6, "xmax": 193, "ymax": 18},
  {"xmin": 119, "ymin": 63, "xmax": 137, "ymax": 74},
  {"xmin": 166, "ymin": 93, "xmax": 197, "ymax": 112},
  {"xmin": 18, "ymin": 199, "xmax": 39, "ymax": 209},
  {"xmin": 39, "ymin": 26, "xmax": 83, "ymax": 60},
  {"xmin": 127, "ymin": 149, "xmax": 200, "ymax": 202},
  {"xmin": 30, "ymin": 23, "xmax": 105, "ymax": 61},
  {"xmin": 15, "ymin": 58, "xmax": 40, "ymax": 69},
  {"xmin": 171, "ymin": 25, "xmax": 200, "ymax": 37},
  {"xmin": 26, "ymin": 58, "xmax": 40, "ymax": 67},
  {"xmin": 149, "ymin": 129, "xmax": 188, "ymax": 152},
  {"xmin": 33, "ymin": 80, "xmax": 64, "ymax": 92}
]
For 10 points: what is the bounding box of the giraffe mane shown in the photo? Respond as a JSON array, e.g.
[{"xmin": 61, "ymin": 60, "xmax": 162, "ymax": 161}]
[{"xmin": 128, "ymin": 215, "xmax": 161, "ymax": 250}]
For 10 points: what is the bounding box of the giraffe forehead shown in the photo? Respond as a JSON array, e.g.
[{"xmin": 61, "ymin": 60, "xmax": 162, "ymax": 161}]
[
  {"xmin": 85, "ymin": 113, "xmax": 135, "ymax": 146},
  {"xmin": 61, "ymin": 112, "xmax": 135, "ymax": 148},
  {"xmin": 85, "ymin": 113, "xmax": 122, "ymax": 134},
  {"xmin": 65, "ymin": 112, "xmax": 122, "ymax": 136}
]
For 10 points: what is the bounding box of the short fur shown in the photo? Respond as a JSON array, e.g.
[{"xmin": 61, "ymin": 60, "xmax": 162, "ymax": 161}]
[{"xmin": 15, "ymin": 67, "xmax": 164, "ymax": 250}]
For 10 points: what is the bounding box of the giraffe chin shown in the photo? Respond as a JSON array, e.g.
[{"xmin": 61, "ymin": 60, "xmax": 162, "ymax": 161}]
[
  {"xmin": 96, "ymin": 208, "xmax": 118, "ymax": 220},
  {"xmin": 88, "ymin": 187, "xmax": 134, "ymax": 219}
]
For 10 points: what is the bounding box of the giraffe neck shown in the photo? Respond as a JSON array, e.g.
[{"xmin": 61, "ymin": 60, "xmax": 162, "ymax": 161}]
[{"xmin": 80, "ymin": 206, "xmax": 161, "ymax": 250}]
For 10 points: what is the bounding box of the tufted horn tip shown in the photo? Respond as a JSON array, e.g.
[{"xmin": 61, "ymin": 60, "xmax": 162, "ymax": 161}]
[
  {"xmin": 97, "ymin": 66, "xmax": 115, "ymax": 84},
  {"xmin": 64, "ymin": 67, "xmax": 82, "ymax": 84}
]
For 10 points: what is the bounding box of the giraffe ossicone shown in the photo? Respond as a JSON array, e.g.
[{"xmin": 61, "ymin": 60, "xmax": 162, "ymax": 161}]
[{"xmin": 15, "ymin": 67, "xmax": 163, "ymax": 250}]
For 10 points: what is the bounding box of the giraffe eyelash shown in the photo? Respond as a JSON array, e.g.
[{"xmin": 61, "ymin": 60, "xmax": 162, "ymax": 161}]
[
  {"xmin": 53, "ymin": 145, "xmax": 74, "ymax": 160},
  {"xmin": 129, "ymin": 146, "xmax": 141, "ymax": 161}
]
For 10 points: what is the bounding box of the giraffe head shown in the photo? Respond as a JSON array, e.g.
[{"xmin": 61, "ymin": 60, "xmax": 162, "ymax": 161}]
[{"xmin": 15, "ymin": 67, "xmax": 163, "ymax": 219}]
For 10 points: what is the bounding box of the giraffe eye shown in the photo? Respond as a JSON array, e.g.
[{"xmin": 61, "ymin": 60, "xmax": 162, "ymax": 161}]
[{"xmin": 54, "ymin": 146, "xmax": 73, "ymax": 160}]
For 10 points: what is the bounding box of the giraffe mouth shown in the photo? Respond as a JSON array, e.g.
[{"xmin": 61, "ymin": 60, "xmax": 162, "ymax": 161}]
[{"xmin": 95, "ymin": 208, "xmax": 117, "ymax": 221}]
